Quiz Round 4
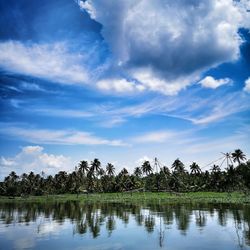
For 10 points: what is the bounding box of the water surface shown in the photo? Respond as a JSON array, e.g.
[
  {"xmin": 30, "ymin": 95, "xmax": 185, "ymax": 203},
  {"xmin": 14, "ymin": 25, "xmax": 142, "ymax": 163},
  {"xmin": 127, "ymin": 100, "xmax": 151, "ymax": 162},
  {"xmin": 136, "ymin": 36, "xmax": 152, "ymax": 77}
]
[{"xmin": 0, "ymin": 201, "xmax": 250, "ymax": 250}]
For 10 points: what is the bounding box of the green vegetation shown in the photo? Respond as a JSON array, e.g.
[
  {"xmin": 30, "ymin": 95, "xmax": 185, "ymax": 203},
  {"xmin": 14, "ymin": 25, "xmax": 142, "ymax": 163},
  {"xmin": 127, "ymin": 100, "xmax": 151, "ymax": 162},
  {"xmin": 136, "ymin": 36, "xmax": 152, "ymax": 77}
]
[
  {"xmin": 0, "ymin": 192, "xmax": 250, "ymax": 204},
  {"xmin": 1, "ymin": 149, "xmax": 249, "ymax": 200}
]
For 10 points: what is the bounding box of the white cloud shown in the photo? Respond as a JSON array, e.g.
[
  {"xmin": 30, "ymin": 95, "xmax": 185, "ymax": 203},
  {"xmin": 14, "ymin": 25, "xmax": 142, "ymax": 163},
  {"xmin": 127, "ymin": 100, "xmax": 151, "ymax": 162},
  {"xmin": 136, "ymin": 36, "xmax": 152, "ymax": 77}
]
[
  {"xmin": 0, "ymin": 41, "xmax": 89, "ymax": 85},
  {"xmin": 136, "ymin": 156, "xmax": 153, "ymax": 166},
  {"xmin": 244, "ymin": 77, "xmax": 250, "ymax": 93},
  {"xmin": 0, "ymin": 146, "xmax": 71, "ymax": 178},
  {"xmin": 93, "ymin": 89, "xmax": 249, "ymax": 125},
  {"xmin": 22, "ymin": 145, "xmax": 43, "ymax": 154},
  {"xmin": 132, "ymin": 68, "xmax": 195, "ymax": 95},
  {"xmin": 0, "ymin": 157, "xmax": 15, "ymax": 167},
  {"xmin": 78, "ymin": 0, "xmax": 249, "ymax": 95},
  {"xmin": 20, "ymin": 82, "xmax": 46, "ymax": 92},
  {"xmin": 99, "ymin": 117, "xmax": 126, "ymax": 128},
  {"xmin": 198, "ymin": 76, "xmax": 232, "ymax": 89},
  {"xmin": 187, "ymin": 92, "xmax": 250, "ymax": 124},
  {"xmin": 34, "ymin": 108, "xmax": 94, "ymax": 118},
  {"xmin": 38, "ymin": 222, "xmax": 67, "ymax": 236},
  {"xmin": 183, "ymin": 127, "xmax": 250, "ymax": 159},
  {"xmin": 97, "ymin": 78, "xmax": 145, "ymax": 93},
  {"xmin": 0, "ymin": 126, "xmax": 126, "ymax": 146},
  {"xmin": 133, "ymin": 131, "xmax": 176, "ymax": 143}
]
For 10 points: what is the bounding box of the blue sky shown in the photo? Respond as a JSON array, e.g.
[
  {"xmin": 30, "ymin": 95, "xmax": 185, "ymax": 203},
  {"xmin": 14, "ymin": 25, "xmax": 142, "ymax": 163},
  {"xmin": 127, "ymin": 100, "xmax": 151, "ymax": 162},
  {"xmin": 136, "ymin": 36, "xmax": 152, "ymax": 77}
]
[{"xmin": 0, "ymin": 0, "xmax": 250, "ymax": 178}]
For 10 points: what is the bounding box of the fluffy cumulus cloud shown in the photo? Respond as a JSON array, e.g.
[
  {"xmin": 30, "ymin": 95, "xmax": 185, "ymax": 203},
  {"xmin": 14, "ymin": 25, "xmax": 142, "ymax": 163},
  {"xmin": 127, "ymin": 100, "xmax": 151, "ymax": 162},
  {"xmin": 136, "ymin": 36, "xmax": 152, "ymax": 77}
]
[
  {"xmin": 79, "ymin": 0, "xmax": 249, "ymax": 95},
  {"xmin": 136, "ymin": 156, "xmax": 153, "ymax": 165},
  {"xmin": 0, "ymin": 41, "xmax": 89, "ymax": 85},
  {"xmin": 198, "ymin": 76, "xmax": 232, "ymax": 89},
  {"xmin": 0, "ymin": 146, "xmax": 71, "ymax": 178},
  {"xmin": 97, "ymin": 78, "xmax": 145, "ymax": 93},
  {"xmin": 244, "ymin": 77, "xmax": 250, "ymax": 92}
]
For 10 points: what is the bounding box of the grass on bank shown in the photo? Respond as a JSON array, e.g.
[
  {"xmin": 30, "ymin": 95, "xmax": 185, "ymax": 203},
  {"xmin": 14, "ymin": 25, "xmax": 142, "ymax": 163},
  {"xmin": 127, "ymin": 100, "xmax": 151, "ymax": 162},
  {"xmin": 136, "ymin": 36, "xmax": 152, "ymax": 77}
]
[{"xmin": 0, "ymin": 192, "xmax": 250, "ymax": 204}]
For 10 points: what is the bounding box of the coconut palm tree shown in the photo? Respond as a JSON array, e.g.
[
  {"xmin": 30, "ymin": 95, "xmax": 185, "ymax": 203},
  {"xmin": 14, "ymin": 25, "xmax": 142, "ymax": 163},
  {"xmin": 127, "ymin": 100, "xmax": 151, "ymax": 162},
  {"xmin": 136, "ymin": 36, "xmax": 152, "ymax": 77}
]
[
  {"xmin": 9, "ymin": 171, "xmax": 19, "ymax": 182},
  {"xmin": 120, "ymin": 168, "xmax": 129, "ymax": 176},
  {"xmin": 172, "ymin": 159, "xmax": 185, "ymax": 173},
  {"xmin": 190, "ymin": 162, "xmax": 201, "ymax": 175},
  {"xmin": 78, "ymin": 160, "xmax": 89, "ymax": 176},
  {"xmin": 162, "ymin": 166, "xmax": 170, "ymax": 176},
  {"xmin": 90, "ymin": 158, "xmax": 101, "ymax": 176},
  {"xmin": 142, "ymin": 161, "xmax": 153, "ymax": 176},
  {"xmin": 134, "ymin": 167, "xmax": 142, "ymax": 177},
  {"xmin": 211, "ymin": 164, "xmax": 220, "ymax": 173},
  {"xmin": 98, "ymin": 168, "xmax": 105, "ymax": 177},
  {"xmin": 231, "ymin": 149, "xmax": 246, "ymax": 166},
  {"xmin": 106, "ymin": 163, "xmax": 115, "ymax": 177}
]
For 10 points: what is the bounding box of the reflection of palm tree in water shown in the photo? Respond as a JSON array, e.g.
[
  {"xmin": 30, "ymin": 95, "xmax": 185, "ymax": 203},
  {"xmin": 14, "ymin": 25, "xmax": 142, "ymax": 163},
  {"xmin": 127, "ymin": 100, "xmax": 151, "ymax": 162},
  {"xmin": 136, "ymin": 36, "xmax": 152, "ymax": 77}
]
[
  {"xmin": 1, "ymin": 202, "xmax": 250, "ymax": 247},
  {"xmin": 144, "ymin": 215, "xmax": 155, "ymax": 233},
  {"xmin": 106, "ymin": 215, "xmax": 115, "ymax": 237},
  {"xmin": 158, "ymin": 216, "xmax": 165, "ymax": 248}
]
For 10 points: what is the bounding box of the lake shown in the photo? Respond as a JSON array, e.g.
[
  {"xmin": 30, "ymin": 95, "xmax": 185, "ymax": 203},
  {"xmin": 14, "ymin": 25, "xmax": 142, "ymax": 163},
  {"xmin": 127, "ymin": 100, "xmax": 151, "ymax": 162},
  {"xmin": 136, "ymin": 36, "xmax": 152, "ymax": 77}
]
[{"xmin": 0, "ymin": 201, "xmax": 249, "ymax": 250}]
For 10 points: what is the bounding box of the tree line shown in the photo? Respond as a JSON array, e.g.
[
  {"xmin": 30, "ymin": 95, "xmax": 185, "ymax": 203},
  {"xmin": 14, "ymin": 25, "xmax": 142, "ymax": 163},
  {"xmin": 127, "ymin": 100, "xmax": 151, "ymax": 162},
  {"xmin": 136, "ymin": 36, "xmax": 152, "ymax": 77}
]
[{"xmin": 0, "ymin": 149, "xmax": 249, "ymax": 196}]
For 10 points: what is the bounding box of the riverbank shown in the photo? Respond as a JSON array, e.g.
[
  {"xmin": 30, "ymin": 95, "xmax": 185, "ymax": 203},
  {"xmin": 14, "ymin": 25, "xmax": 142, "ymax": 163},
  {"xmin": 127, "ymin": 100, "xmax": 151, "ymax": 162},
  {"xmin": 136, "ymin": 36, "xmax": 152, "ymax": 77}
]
[{"xmin": 0, "ymin": 192, "xmax": 250, "ymax": 204}]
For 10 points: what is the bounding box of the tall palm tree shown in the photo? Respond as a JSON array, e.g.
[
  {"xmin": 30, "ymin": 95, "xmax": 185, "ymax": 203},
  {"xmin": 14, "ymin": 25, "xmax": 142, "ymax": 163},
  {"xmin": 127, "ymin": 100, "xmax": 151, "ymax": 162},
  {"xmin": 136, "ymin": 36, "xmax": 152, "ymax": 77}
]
[
  {"xmin": 120, "ymin": 168, "xmax": 129, "ymax": 176},
  {"xmin": 172, "ymin": 159, "xmax": 185, "ymax": 173},
  {"xmin": 211, "ymin": 164, "xmax": 220, "ymax": 173},
  {"xmin": 231, "ymin": 149, "xmax": 246, "ymax": 166},
  {"xmin": 27, "ymin": 171, "xmax": 36, "ymax": 194},
  {"xmin": 9, "ymin": 171, "xmax": 19, "ymax": 181},
  {"xmin": 98, "ymin": 168, "xmax": 105, "ymax": 177},
  {"xmin": 162, "ymin": 166, "xmax": 170, "ymax": 176},
  {"xmin": 78, "ymin": 160, "xmax": 89, "ymax": 176},
  {"xmin": 90, "ymin": 158, "xmax": 101, "ymax": 176},
  {"xmin": 190, "ymin": 162, "xmax": 201, "ymax": 175},
  {"xmin": 142, "ymin": 161, "xmax": 153, "ymax": 176},
  {"xmin": 134, "ymin": 167, "xmax": 142, "ymax": 177},
  {"xmin": 106, "ymin": 163, "xmax": 115, "ymax": 177}
]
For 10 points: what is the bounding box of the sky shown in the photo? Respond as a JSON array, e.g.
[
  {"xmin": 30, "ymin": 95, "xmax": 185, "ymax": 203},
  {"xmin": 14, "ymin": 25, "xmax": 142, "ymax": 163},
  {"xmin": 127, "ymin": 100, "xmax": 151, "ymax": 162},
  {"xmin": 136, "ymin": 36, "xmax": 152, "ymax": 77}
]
[{"xmin": 0, "ymin": 0, "xmax": 250, "ymax": 178}]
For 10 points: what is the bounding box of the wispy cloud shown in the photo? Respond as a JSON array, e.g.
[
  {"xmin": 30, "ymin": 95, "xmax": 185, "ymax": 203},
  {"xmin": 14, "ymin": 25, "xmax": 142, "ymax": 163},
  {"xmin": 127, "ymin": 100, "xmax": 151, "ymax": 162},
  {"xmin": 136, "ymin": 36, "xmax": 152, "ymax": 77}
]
[
  {"xmin": 187, "ymin": 92, "xmax": 250, "ymax": 124},
  {"xmin": 133, "ymin": 131, "xmax": 177, "ymax": 143},
  {"xmin": 244, "ymin": 77, "xmax": 250, "ymax": 93},
  {"xmin": 0, "ymin": 41, "xmax": 89, "ymax": 85},
  {"xmin": 0, "ymin": 125, "xmax": 127, "ymax": 146},
  {"xmin": 33, "ymin": 108, "xmax": 94, "ymax": 118},
  {"xmin": 95, "ymin": 90, "xmax": 250, "ymax": 125},
  {"xmin": 183, "ymin": 127, "xmax": 250, "ymax": 156}
]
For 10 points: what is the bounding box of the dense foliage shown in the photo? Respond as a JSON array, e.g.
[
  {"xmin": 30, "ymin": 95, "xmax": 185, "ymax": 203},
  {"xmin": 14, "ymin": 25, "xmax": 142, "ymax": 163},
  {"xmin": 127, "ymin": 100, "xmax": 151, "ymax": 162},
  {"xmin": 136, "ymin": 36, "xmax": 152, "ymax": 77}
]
[{"xmin": 0, "ymin": 149, "xmax": 249, "ymax": 196}]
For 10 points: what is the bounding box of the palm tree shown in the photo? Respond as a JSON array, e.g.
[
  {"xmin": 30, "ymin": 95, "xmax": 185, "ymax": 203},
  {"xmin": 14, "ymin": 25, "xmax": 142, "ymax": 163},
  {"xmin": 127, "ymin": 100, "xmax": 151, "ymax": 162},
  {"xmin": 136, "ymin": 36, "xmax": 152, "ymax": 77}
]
[
  {"xmin": 210, "ymin": 165, "xmax": 222, "ymax": 191},
  {"xmin": 134, "ymin": 167, "xmax": 142, "ymax": 177},
  {"xmin": 45, "ymin": 175, "xmax": 54, "ymax": 195},
  {"xmin": 162, "ymin": 166, "xmax": 170, "ymax": 176},
  {"xmin": 98, "ymin": 168, "xmax": 105, "ymax": 177},
  {"xmin": 211, "ymin": 164, "xmax": 220, "ymax": 173},
  {"xmin": 172, "ymin": 159, "xmax": 185, "ymax": 174},
  {"xmin": 90, "ymin": 158, "xmax": 101, "ymax": 176},
  {"xmin": 78, "ymin": 160, "xmax": 89, "ymax": 176},
  {"xmin": 9, "ymin": 171, "xmax": 18, "ymax": 181},
  {"xmin": 190, "ymin": 162, "xmax": 201, "ymax": 175},
  {"xmin": 120, "ymin": 168, "xmax": 129, "ymax": 176},
  {"xmin": 27, "ymin": 171, "xmax": 36, "ymax": 194},
  {"xmin": 231, "ymin": 149, "xmax": 246, "ymax": 166},
  {"xmin": 106, "ymin": 163, "xmax": 115, "ymax": 177},
  {"xmin": 142, "ymin": 161, "xmax": 153, "ymax": 176}
]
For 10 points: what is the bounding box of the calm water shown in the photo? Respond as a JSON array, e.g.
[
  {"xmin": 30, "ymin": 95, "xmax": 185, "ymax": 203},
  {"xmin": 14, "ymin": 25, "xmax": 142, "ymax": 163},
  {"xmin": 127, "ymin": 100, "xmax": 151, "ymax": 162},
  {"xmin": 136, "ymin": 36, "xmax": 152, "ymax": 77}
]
[{"xmin": 0, "ymin": 201, "xmax": 250, "ymax": 250}]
